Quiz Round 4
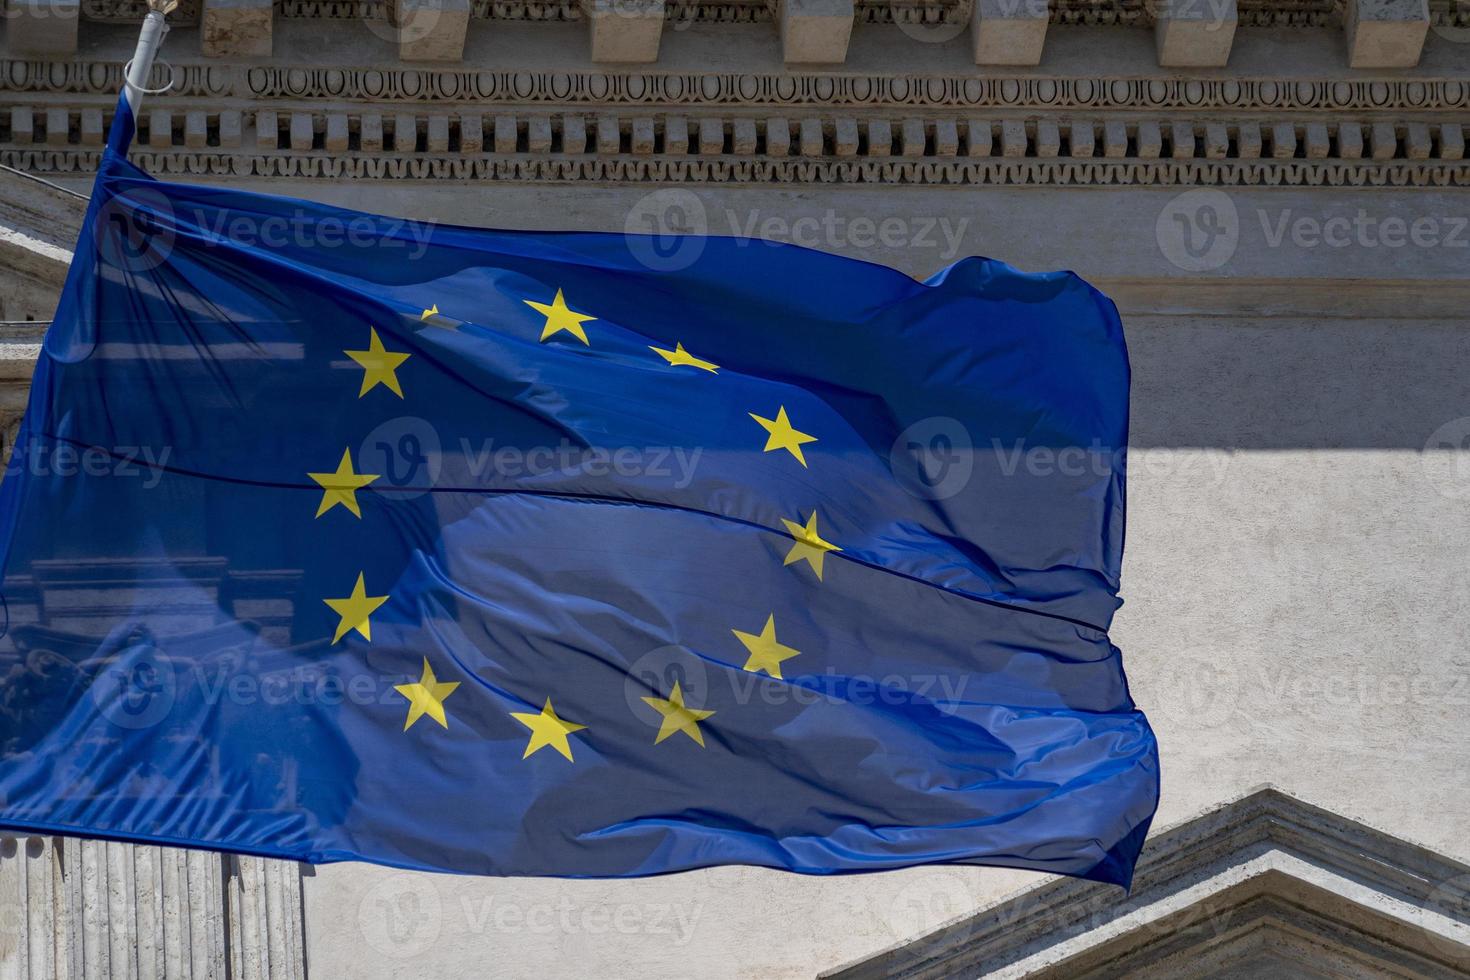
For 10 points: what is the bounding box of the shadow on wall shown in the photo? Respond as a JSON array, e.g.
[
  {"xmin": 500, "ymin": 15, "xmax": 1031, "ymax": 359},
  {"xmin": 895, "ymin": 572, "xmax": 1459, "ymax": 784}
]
[{"xmin": 1126, "ymin": 319, "xmax": 1470, "ymax": 450}]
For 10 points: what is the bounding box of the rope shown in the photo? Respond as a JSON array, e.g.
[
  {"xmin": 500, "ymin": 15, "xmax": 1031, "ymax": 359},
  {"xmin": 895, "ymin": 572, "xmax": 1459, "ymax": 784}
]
[{"xmin": 0, "ymin": 164, "xmax": 89, "ymax": 202}]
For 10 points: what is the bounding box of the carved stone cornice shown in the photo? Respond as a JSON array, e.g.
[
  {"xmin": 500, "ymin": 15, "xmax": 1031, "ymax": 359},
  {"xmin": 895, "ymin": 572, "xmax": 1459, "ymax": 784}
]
[
  {"xmin": 5, "ymin": 59, "xmax": 1470, "ymax": 112},
  {"xmin": 3, "ymin": 58, "xmax": 1468, "ymax": 186}
]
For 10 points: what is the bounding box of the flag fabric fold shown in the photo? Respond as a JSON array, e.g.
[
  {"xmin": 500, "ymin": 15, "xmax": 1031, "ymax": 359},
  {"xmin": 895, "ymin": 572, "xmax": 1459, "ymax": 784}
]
[{"xmin": 0, "ymin": 97, "xmax": 1157, "ymax": 887}]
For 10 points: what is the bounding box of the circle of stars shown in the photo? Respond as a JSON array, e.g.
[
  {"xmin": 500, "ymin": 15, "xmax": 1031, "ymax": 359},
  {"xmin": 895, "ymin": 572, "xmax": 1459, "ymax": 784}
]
[{"xmin": 312, "ymin": 288, "xmax": 845, "ymax": 752}]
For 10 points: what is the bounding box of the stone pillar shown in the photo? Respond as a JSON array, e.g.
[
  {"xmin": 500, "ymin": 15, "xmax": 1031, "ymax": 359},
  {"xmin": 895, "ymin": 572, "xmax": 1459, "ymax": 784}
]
[
  {"xmin": 59, "ymin": 837, "xmax": 228, "ymax": 978},
  {"xmin": 0, "ymin": 835, "xmax": 305, "ymax": 979},
  {"xmin": 0, "ymin": 836, "xmax": 65, "ymax": 978},
  {"xmin": 227, "ymin": 856, "xmax": 307, "ymax": 980}
]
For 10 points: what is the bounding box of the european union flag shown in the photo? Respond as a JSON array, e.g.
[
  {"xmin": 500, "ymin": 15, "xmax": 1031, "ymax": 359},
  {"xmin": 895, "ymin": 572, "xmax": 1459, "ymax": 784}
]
[{"xmin": 0, "ymin": 99, "xmax": 1157, "ymax": 887}]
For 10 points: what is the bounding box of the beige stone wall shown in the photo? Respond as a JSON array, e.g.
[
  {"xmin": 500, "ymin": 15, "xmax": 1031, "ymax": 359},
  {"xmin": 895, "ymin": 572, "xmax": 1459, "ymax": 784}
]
[{"xmin": 0, "ymin": 7, "xmax": 1468, "ymax": 976}]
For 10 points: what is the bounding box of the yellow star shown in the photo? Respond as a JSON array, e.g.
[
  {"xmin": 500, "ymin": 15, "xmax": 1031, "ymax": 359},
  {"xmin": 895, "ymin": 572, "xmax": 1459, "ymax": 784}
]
[
  {"xmin": 641, "ymin": 680, "xmax": 715, "ymax": 747},
  {"xmin": 524, "ymin": 288, "xmax": 595, "ymax": 345},
  {"xmin": 511, "ymin": 697, "xmax": 587, "ymax": 761},
  {"xmin": 344, "ymin": 327, "xmax": 410, "ymax": 398},
  {"xmin": 307, "ymin": 448, "xmax": 380, "ymax": 519},
  {"xmin": 781, "ymin": 510, "xmax": 842, "ymax": 580},
  {"xmin": 323, "ymin": 572, "xmax": 389, "ymax": 644},
  {"xmin": 419, "ymin": 303, "xmax": 439, "ymax": 321},
  {"xmin": 650, "ymin": 342, "xmax": 719, "ymax": 374},
  {"xmin": 732, "ymin": 614, "xmax": 801, "ymax": 679},
  {"xmin": 750, "ymin": 406, "xmax": 817, "ymax": 467},
  {"xmin": 394, "ymin": 657, "xmax": 461, "ymax": 732}
]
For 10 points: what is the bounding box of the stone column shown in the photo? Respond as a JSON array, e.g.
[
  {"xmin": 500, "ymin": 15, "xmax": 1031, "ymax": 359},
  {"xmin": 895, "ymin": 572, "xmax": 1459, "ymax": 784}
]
[
  {"xmin": 226, "ymin": 855, "xmax": 307, "ymax": 980},
  {"xmin": 0, "ymin": 835, "xmax": 306, "ymax": 979},
  {"xmin": 0, "ymin": 836, "xmax": 65, "ymax": 978}
]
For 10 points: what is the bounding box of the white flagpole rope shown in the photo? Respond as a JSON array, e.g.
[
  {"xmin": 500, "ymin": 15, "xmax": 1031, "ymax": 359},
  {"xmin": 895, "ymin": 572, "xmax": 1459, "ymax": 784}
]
[{"xmin": 121, "ymin": 0, "xmax": 177, "ymax": 114}]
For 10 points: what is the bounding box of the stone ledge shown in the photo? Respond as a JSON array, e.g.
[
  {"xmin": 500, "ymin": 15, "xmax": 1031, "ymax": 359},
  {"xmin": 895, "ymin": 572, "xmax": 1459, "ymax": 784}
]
[{"xmin": 824, "ymin": 787, "xmax": 1470, "ymax": 979}]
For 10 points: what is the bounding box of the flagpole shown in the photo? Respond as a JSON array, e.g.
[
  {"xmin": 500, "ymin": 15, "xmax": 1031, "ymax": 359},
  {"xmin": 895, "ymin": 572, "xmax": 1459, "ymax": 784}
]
[
  {"xmin": 46, "ymin": 0, "xmax": 178, "ymax": 346},
  {"xmin": 122, "ymin": 0, "xmax": 176, "ymax": 115}
]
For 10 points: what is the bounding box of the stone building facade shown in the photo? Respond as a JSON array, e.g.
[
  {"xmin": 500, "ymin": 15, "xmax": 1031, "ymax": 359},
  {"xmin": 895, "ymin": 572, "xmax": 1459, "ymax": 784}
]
[{"xmin": 0, "ymin": 3, "xmax": 1468, "ymax": 977}]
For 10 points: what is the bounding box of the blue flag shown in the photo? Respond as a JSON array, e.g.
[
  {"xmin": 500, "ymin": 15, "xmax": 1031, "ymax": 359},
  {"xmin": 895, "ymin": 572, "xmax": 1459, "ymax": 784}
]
[{"xmin": 0, "ymin": 99, "xmax": 1157, "ymax": 887}]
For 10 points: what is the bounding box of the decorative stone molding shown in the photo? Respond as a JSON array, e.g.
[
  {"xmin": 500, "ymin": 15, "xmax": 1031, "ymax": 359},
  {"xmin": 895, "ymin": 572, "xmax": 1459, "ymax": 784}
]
[
  {"xmin": 0, "ymin": 50, "xmax": 1468, "ymax": 188},
  {"xmin": 83, "ymin": 0, "xmax": 203, "ymax": 21},
  {"xmin": 4, "ymin": 96, "xmax": 1467, "ymax": 187},
  {"xmin": 824, "ymin": 787, "xmax": 1470, "ymax": 979},
  {"xmin": 17, "ymin": 148, "xmax": 1468, "ymax": 187},
  {"xmin": 0, "ymin": 835, "xmax": 307, "ymax": 979},
  {"xmin": 63, "ymin": 0, "xmax": 1470, "ymax": 27},
  {"xmin": 6, "ymin": 60, "xmax": 1470, "ymax": 114},
  {"xmin": 0, "ymin": 25, "xmax": 1465, "ymax": 188}
]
